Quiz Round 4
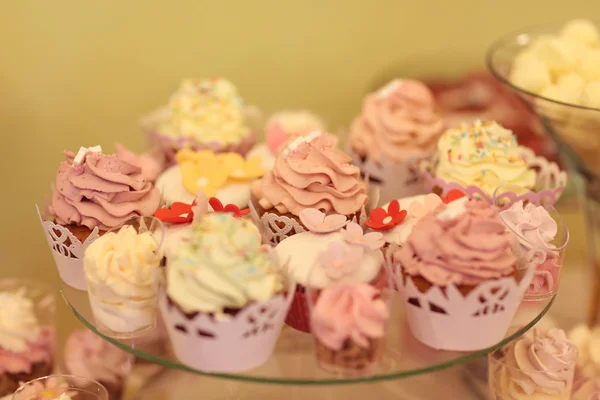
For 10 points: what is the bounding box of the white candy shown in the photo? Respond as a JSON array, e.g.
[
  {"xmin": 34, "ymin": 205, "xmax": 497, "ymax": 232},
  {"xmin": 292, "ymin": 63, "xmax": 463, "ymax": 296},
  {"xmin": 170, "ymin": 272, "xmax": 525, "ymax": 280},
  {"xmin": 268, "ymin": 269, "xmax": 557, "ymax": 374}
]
[
  {"xmin": 560, "ymin": 19, "xmax": 600, "ymax": 47},
  {"xmin": 73, "ymin": 145, "xmax": 102, "ymax": 166},
  {"xmin": 557, "ymin": 72, "xmax": 586, "ymax": 92},
  {"xmin": 577, "ymin": 48, "xmax": 600, "ymax": 81},
  {"xmin": 280, "ymin": 130, "xmax": 322, "ymax": 158},
  {"xmin": 533, "ymin": 37, "xmax": 579, "ymax": 74},
  {"xmin": 377, "ymin": 79, "xmax": 402, "ymax": 99},
  {"xmin": 580, "ymin": 81, "xmax": 600, "ymax": 109},
  {"xmin": 510, "ymin": 57, "xmax": 551, "ymax": 94}
]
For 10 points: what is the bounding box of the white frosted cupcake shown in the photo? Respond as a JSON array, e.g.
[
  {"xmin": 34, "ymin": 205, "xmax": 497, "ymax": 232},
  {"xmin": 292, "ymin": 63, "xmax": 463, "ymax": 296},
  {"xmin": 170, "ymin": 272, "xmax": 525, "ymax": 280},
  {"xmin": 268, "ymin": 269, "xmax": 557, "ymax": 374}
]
[
  {"xmin": 142, "ymin": 78, "xmax": 257, "ymax": 164},
  {"xmin": 160, "ymin": 213, "xmax": 294, "ymax": 372},
  {"xmin": 83, "ymin": 219, "xmax": 164, "ymax": 337},
  {"xmin": 247, "ymin": 110, "xmax": 326, "ymax": 171}
]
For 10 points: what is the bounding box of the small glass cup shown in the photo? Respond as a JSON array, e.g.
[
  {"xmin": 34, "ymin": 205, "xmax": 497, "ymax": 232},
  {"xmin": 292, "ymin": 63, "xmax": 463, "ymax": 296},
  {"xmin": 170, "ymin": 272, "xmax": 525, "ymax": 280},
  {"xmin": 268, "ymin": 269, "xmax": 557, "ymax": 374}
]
[
  {"xmin": 488, "ymin": 340, "xmax": 576, "ymax": 400},
  {"xmin": 85, "ymin": 216, "xmax": 165, "ymax": 339},
  {"xmin": 306, "ymin": 249, "xmax": 394, "ymax": 376},
  {"xmin": 13, "ymin": 375, "xmax": 109, "ymax": 400},
  {"xmin": 0, "ymin": 279, "xmax": 56, "ymax": 397},
  {"xmin": 493, "ymin": 184, "xmax": 569, "ymax": 301}
]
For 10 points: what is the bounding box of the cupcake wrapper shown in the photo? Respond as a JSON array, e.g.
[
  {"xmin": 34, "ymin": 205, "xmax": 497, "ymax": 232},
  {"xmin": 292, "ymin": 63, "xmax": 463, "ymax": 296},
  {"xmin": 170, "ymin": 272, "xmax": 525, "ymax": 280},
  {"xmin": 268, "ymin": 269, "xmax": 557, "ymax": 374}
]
[
  {"xmin": 349, "ymin": 148, "xmax": 433, "ymax": 205},
  {"xmin": 159, "ymin": 286, "xmax": 296, "ymax": 373},
  {"xmin": 394, "ymin": 267, "xmax": 533, "ymax": 351},
  {"xmin": 142, "ymin": 106, "xmax": 259, "ymax": 166},
  {"xmin": 36, "ymin": 206, "xmax": 100, "ymax": 291},
  {"xmin": 420, "ymin": 147, "xmax": 567, "ymax": 206}
]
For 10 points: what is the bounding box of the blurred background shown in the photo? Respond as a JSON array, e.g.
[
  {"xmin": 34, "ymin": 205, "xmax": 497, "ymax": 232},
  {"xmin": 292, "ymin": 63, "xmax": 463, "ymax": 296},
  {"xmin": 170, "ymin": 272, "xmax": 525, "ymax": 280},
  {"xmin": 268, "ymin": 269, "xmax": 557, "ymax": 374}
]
[{"xmin": 1, "ymin": 0, "xmax": 597, "ymax": 348}]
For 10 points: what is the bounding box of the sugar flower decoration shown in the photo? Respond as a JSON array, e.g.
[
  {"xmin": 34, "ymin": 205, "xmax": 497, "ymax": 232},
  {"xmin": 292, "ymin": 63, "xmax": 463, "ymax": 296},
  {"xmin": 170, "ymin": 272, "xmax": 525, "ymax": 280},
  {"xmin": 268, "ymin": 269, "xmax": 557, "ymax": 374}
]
[
  {"xmin": 191, "ymin": 191, "xmax": 209, "ymax": 222},
  {"xmin": 154, "ymin": 201, "xmax": 195, "ymax": 224},
  {"xmin": 209, "ymin": 197, "xmax": 250, "ymax": 218},
  {"xmin": 408, "ymin": 193, "xmax": 443, "ymax": 218},
  {"xmin": 364, "ymin": 200, "xmax": 407, "ymax": 230},
  {"xmin": 216, "ymin": 153, "xmax": 264, "ymax": 180},
  {"xmin": 318, "ymin": 242, "xmax": 363, "ymax": 280},
  {"xmin": 177, "ymin": 149, "xmax": 264, "ymax": 197},
  {"xmin": 440, "ymin": 189, "xmax": 466, "ymax": 204},
  {"xmin": 341, "ymin": 222, "xmax": 384, "ymax": 250},
  {"xmin": 299, "ymin": 208, "xmax": 348, "ymax": 233}
]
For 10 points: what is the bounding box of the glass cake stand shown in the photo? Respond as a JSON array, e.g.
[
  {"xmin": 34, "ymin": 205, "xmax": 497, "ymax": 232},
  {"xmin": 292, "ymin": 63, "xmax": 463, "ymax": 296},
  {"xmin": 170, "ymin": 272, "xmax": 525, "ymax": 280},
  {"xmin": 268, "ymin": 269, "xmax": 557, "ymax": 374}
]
[
  {"xmin": 61, "ymin": 284, "xmax": 553, "ymax": 399},
  {"xmin": 487, "ymin": 21, "xmax": 600, "ymax": 325}
]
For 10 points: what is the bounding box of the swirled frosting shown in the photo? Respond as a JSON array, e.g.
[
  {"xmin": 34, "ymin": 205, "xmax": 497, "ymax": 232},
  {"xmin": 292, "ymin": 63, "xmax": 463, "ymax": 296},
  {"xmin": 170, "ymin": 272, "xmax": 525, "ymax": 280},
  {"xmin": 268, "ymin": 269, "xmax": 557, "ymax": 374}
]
[
  {"xmin": 84, "ymin": 225, "xmax": 163, "ymax": 333},
  {"xmin": 49, "ymin": 150, "xmax": 161, "ymax": 231},
  {"xmin": 115, "ymin": 143, "xmax": 164, "ymax": 182},
  {"xmin": 349, "ymin": 79, "xmax": 444, "ymax": 163},
  {"xmin": 394, "ymin": 199, "xmax": 517, "ymax": 286},
  {"xmin": 64, "ymin": 329, "xmax": 133, "ymax": 383},
  {"xmin": 499, "ymin": 201, "xmax": 559, "ymax": 266},
  {"xmin": 158, "ymin": 78, "xmax": 250, "ymax": 145},
  {"xmin": 252, "ymin": 133, "xmax": 367, "ymax": 215},
  {"xmin": 0, "ymin": 289, "xmax": 41, "ymax": 353},
  {"xmin": 434, "ymin": 120, "xmax": 537, "ymax": 196},
  {"xmin": 493, "ymin": 328, "xmax": 577, "ymax": 399},
  {"xmin": 311, "ymin": 284, "xmax": 388, "ymax": 351},
  {"xmin": 167, "ymin": 213, "xmax": 284, "ymax": 314}
]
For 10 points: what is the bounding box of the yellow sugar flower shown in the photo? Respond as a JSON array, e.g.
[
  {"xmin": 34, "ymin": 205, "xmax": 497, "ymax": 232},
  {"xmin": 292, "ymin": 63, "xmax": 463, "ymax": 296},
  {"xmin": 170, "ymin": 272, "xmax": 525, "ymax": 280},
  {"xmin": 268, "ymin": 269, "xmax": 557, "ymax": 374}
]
[
  {"xmin": 175, "ymin": 148, "xmax": 215, "ymax": 164},
  {"xmin": 179, "ymin": 155, "xmax": 228, "ymax": 197},
  {"xmin": 216, "ymin": 153, "xmax": 264, "ymax": 181}
]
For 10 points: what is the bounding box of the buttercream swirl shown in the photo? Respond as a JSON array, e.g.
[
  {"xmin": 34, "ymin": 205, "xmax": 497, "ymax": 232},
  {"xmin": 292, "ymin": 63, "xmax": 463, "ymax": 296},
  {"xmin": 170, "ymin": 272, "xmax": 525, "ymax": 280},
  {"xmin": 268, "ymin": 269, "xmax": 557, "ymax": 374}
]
[
  {"xmin": 115, "ymin": 143, "xmax": 164, "ymax": 182},
  {"xmin": 493, "ymin": 328, "xmax": 577, "ymax": 399},
  {"xmin": 0, "ymin": 289, "xmax": 41, "ymax": 353},
  {"xmin": 349, "ymin": 79, "xmax": 444, "ymax": 163},
  {"xmin": 311, "ymin": 284, "xmax": 388, "ymax": 351},
  {"xmin": 64, "ymin": 329, "xmax": 133, "ymax": 383},
  {"xmin": 158, "ymin": 78, "xmax": 250, "ymax": 145},
  {"xmin": 167, "ymin": 213, "xmax": 284, "ymax": 314},
  {"xmin": 434, "ymin": 119, "xmax": 537, "ymax": 196},
  {"xmin": 252, "ymin": 133, "xmax": 367, "ymax": 215},
  {"xmin": 49, "ymin": 150, "xmax": 161, "ymax": 231},
  {"xmin": 394, "ymin": 200, "xmax": 517, "ymax": 286},
  {"xmin": 84, "ymin": 225, "xmax": 163, "ymax": 333}
]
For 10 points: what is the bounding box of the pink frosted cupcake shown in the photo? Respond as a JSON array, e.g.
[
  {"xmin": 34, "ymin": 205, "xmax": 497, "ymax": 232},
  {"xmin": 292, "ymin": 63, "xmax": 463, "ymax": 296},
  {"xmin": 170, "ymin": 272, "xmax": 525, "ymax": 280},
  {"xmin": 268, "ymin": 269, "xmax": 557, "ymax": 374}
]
[
  {"xmin": 37, "ymin": 145, "xmax": 161, "ymax": 290},
  {"xmin": 349, "ymin": 79, "xmax": 445, "ymax": 204},
  {"xmin": 63, "ymin": 329, "xmax": 133, "ymax": 400},
  {"xmin": 250, "ymin": 132, "xmax": 368, "ymax": 245},
  {"xmin": 311, "ymin": 283, "xmax": 390, "ymax": 375}
]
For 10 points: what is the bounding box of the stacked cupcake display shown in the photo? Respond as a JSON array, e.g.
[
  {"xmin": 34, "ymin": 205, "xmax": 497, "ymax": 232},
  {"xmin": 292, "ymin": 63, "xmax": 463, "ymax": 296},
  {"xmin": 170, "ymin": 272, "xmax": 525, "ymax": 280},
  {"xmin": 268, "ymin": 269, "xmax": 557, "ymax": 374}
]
[{"xmin": 30, "ymin": 59, "xmax": 592, "ymax": 395}]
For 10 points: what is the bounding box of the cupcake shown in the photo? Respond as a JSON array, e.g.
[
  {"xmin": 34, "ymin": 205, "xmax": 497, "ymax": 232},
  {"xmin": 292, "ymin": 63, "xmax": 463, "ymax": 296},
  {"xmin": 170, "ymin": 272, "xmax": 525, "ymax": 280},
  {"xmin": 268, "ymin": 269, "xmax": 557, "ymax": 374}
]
[
  {"xmin": 392, "ymin": 198, "xmax": 531, "ymax": 350},
  {"xmin": 38, "ymin": 145, "xmax": 161, "ymax": 290},
  {"xmin": 568, "ymin": 324, "xmax": 600, "ymax": 400},
  {"xmin": 498, "ymin": 200, "xmax": 568, "ymax": 299},
  {"xmin": 247, "ymin": 110, "xmax": 326, "ymax": 171},
  {"xmin": 63, "ymin": 329, "xmax": 133, "ymax": 400},
  {"xmin": 159, "ymin": 213, "xmax": 294, "ymax": 372},
  {"xmin": 0, "ymin": 287, "xmax": 55, "ymax": 397},
  {"xmin": 251, "ymin": 131, "xmax": 368, "ymax": 245},
  {"xmin": 275, "ymin": 210, "xmax": 385, "ymax": 332},
  {"xmin": 424, "ymin": 119, "xmax": 567, "ymax": 204},
  {"xmin": 142, "ymin": 78, "xmax": 256, "ymax": 164},
  {"xmin": 83, "ymin": 218, "xmax": 164, "ymax": 337},
  {"xmin": 155, "ymin": 148, "xmax": 263, "ymax": 207},
  {"xmin": 348, "ymin": 79, "xmax": 445, "ymax": 204},
  {"xmin": 311, "ymin": 283, "xmax": 389, "ymax": 375},
  {"xmin": 489, "ymin": 328, "xmax": 577, "ymax": 400}
]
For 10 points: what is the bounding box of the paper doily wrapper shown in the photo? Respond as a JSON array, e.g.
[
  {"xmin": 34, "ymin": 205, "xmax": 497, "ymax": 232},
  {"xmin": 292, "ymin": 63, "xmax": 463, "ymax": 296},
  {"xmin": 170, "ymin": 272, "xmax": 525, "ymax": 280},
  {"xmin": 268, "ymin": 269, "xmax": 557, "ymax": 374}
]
[
  {"xmin": 249, "ymin": 200, "xmax": 370, "ymax": 247},
  {"xmin": 349, "ymin": 147, "xmax": 432, "ymax": 205},
  {"xmin": 141, "ymin": 106, "xmax": 259, "ymax": 166},
  {"xmin": 36, "ymin": 205, "xmax": 100, "ymax": 291},
  {"xmin": 420, "ymin": 147, "xmax": 567, "ymax": 206},
  {"xmin": 395, "ymin": 268, "xmax": 533, "ymax": 351},
  {"xmin": 159, "ymin": 287, "xmax": 296, "ymax": 373}
]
